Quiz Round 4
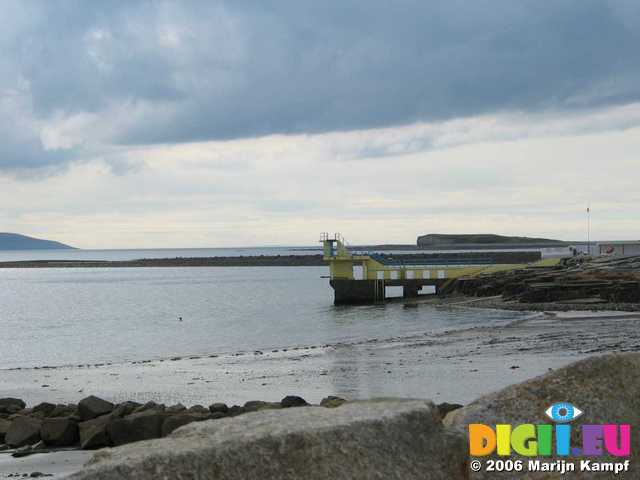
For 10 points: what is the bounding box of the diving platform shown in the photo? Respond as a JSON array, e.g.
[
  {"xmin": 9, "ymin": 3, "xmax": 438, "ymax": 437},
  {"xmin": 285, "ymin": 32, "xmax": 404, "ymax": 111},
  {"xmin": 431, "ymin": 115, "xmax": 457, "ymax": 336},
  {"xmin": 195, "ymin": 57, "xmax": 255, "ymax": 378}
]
[{"xmin": 321, "ymin": 233, "xmax": 536, "ymax": 305}]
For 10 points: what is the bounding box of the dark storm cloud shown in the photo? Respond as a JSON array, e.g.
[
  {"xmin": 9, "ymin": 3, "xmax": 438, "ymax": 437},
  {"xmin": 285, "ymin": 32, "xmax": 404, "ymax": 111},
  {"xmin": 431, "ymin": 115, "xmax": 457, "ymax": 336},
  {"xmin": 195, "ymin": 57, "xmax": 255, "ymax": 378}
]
[{"xmin": 1, "ymin": 0, "xmax": 640, "ymax": 170}]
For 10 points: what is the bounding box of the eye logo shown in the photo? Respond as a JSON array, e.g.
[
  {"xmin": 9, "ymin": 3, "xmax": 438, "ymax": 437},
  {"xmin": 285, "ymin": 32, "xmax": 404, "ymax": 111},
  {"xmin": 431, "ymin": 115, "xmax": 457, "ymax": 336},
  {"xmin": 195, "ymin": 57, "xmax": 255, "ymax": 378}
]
[{"xmin": 545, "ymin": 402, "xmax": 583, "ymax": 423}]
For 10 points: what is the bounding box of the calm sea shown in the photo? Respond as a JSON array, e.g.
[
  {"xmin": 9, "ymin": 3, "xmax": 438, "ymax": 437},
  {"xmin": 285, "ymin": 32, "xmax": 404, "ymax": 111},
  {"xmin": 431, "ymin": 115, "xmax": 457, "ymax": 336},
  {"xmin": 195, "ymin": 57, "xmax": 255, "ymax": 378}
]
[{"xmin": 0, "ymin": 260, "xmax": 528, "ymax": 370}]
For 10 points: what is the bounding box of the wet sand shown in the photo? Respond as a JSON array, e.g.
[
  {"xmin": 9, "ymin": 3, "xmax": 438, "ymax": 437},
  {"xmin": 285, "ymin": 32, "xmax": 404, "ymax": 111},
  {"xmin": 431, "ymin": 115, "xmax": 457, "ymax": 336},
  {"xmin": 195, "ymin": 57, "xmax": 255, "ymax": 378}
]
[{"xmin": 2, "ymin": 305, "xmax": 639, "ymax": 477}]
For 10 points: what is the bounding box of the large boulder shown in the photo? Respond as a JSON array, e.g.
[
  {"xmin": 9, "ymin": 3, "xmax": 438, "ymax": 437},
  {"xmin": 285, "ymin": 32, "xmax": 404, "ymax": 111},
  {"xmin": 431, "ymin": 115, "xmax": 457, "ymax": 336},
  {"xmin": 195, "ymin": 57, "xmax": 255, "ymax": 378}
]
[
  {"xmin": 41, "ymin": 417, "xmax": 79, "ymax": 447},
  {"xmin": 208, "ymin": 403, "xmax": 229, "ymax": 415},
  {"xmin": 32, "ymin": 402, "xmax": 57, "ymax": 417},
  {"xmin": 78, "ymin": 396, "xmax": 114, "ymax": 421},
  {"xmin": 0, "ymin": 398, "xmax": 26, "ymax": 415},
  {"xmin": 79, "ymin": 415, "xmax": 112, "ymax": 449},
  {"xmin": 110, "ymin": 401, "xmax": 142, "ymax": 419},
  {"xmin": 107, "ymin": 410, "xmax": 166, "ymax": 446},
  {"xmin": 446, "ymin": 353, "xmax": 640, "ymax": 479},
  {"xmin": 5, "ymin": 416, "xmax": 42, "ymax": 447},
  {"xmin": 0, "ymin": 418, "xmax": 10, "ymax": 443},
  {"xmin": 49, "ymin": 404, "xmax": 77, "ymax": 418},
  {"xmin": 68, "ymin": 399, "xmax": 467, "ymax": 480}
]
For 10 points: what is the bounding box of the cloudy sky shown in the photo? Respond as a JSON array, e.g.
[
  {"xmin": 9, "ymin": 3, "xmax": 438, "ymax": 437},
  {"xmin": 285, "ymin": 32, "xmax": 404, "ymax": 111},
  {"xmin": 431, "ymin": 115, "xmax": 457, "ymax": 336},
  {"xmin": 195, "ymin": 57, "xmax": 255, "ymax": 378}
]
[{"xmin": 1, "ymin": 0, "xmax": 639, "ymax": 248}]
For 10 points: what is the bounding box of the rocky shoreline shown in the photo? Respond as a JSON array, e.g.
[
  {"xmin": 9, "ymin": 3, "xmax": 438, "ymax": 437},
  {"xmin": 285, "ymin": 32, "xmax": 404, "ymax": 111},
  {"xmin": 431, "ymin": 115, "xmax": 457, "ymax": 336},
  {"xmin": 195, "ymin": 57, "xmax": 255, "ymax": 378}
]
[
  {"xmin": 0, "ymin": 394, "xmax": 459, "ymax": 454},
  {"xmin": 440, "ymin": 254, "xmax": 640, "ymax": 307}
]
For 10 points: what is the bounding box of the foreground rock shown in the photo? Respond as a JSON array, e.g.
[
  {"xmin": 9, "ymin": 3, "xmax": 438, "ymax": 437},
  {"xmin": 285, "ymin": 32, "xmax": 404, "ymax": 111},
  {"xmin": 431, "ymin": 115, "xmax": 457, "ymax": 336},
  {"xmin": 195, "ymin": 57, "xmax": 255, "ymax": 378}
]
[
  {"xmin": 69, "ymin": 399, "xmax": 467, "ymax": 480},
  {"xmin": 78, "ymin": 396, "xmax": 114, "ymax": 421},
  {"xmin": 41, "ymin": 417, "xmax": 79, "ymax": 447},
  {"xmin": 0, "ymin": 397, "xmax": 26, "ymax": 415},
  {"xmin": 446, "ymin": 353, "xmax": 640, "ymax": 479},
  {"xmin": 5, "ymin": 416, "xmax": 42, "ymax": 447}
]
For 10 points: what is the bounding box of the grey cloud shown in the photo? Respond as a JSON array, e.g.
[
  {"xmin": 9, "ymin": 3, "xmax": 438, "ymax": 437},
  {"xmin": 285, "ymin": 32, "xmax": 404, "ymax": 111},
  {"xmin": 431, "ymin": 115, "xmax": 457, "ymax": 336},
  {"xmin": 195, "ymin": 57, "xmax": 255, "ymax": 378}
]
[{"xmin": 1, "ymin": 0, "xmax": 640, "ymax": 171}]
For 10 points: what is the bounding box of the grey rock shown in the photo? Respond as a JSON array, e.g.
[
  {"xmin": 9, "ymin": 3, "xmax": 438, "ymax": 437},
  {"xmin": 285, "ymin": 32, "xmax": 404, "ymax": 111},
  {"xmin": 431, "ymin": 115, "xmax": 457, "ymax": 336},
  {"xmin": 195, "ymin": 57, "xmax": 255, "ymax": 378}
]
[
  {"xmin": 79, "ymin": 415, "xmax": 112, "ymax": 449},
  {"xmin": 280, "ymin": 395, "xmax": 309, "ymax": 408},
  {"xmin": 69, "ymin": 399, "xmax": 467, "ymax": 480},
  {"xmin": 48, "ymin": 404, "xmax": 77, "ymax": 418},
  {"xmin": 32, "ymin": 402, "xmax": 56, "ymax": 417},
  {"xmin": 0, "ymin": 418, "xmax": 10, "ymax": 443},
  {"xmin": 320, "ymin": 396, "xmax": 347, "ymax": 408},
  {"xmin": 107, "ymin": 410, "xmax": 165, "ymax": 446},
  {"xmin": 446, "ymin": 353, "xmax": 640, "ymax": 479},
  {"xmin": 243, "ymin": 400, "xmax": 280, "ymax": 412},
  {"xmin": 0, "ymin": 398, "xmax": 26, "ymax": 414},
  {"xmin": 187, "ymin": 405, "xmax": 209, "ymax": 415},
  {"xmin": 110, "ymin": 401, "xmax": 141, "ymax": 418},
  {"xmin": 5, "ymin": 416, "xmax": 42, "ymax": 447},
  {"xmin": 227, "ymin": 405, "xmax": 244, "ymax": 416},
  {"xmin": 132, "ymin": 401, "xmax": 165, "ymax": 414},
  {"xmin": 78, "ymin": 396, "xmax": 114, "ymax": 421},
  {"xmin": 41, "ymin": 417, "xmax": 79, "ymax": 447},
  {"xmin": 208, "ymin": 402, "xmax": 229, "ymax": 415},
  {"xmin": 166, "ymin": 403, "xmax": 187, "ymax": 414},
  {"xmin": 161, "ymin": 413, "xmax": 210, "ymax": 437}
]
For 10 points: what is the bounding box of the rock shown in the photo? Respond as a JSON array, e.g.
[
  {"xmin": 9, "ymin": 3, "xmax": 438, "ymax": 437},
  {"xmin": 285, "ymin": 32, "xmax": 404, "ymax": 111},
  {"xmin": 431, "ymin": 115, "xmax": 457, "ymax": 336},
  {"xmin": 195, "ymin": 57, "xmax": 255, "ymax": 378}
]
[
  {"xmin": 48, "ymin": 404, "xmax": 77, "ymax": 418},
  {"xmin": 69, "ymin": 399, "xmax": 467, "ymax": 480},
  {"xmin": 79, "ymin": 415, "xmax": 112, "ymax": 449},
  {"xmin": 132, "ymin": 401, "xmax": 165, "ymax": 414},
  {"xmin": 32, "ymin": 402, "xmax": 57, "ymax": 417},
  {"xmin": 208, "ymin": 403, "xmax": 229, "ymax": 415},
  {"xmin": 435, "ymin": 402, "xmax": 463, "ymax": 419},
  {"xmin": 320, "ymin": 396, "xmax": 347, "ymax": 408},
  {"xmin": 187, "ymin": 405, "xmax": 209, "ymax": 415},
  {"xmin": 227, "ymin": 405, "xmax": 244, "ymax": 416},
  {"xmin": 41, "ymin": 417, "xmax": 79, "ymax": 447},
  {"xmin": 5, "ymin": 416, "xmax": 42, "ymax": 447},
  {"xmin": 0, "ymin": 418, "xmax": 10, "ymax": 443},
  {"xmin": 0, "ymin": 398, "xmax": 26, "ymax": 414},
  {"xmin": 110, "ymin": 401, "xmax": 141, "ymax": 418},
  {"xmin": 78, "ymin": 396, "xmax": 114, "ymax": 421},
  {"xmin": 280, "ymin": 396, "xmax": 309, "ymax": 408},
  {"xmin": 107, "ymin": 410, "xmax": 165, "ymax": 446},
  {"xmin": 446, "ymin": 353, "xmax": 640, "ymax": 479},
  {"xmin": 166, "ymin": 403, "xmax": 187, "ymax": 414},
  {"xmin": 161, "ymin": 414, "xmax": 210, "ymax": 437},
  {"xmin": 243, "ymin": 400, "xmax": 280, "ymax": 412}
]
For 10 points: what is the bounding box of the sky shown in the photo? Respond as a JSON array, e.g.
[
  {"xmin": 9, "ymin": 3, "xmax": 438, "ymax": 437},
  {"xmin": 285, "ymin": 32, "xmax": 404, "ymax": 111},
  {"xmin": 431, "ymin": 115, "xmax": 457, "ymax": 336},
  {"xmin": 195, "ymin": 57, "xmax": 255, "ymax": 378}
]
[{"xmin": 1, "ymin": 0, "xmax": 639, "ymax": 248}]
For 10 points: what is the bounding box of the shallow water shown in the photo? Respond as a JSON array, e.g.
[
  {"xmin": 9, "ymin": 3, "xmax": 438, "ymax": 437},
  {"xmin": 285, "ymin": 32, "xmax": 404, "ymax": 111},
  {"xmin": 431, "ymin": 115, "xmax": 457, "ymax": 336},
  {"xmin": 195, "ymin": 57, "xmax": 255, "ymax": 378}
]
[{"xmin": 0, "ymin": 266, "xmax": 524, "ymax": 369}]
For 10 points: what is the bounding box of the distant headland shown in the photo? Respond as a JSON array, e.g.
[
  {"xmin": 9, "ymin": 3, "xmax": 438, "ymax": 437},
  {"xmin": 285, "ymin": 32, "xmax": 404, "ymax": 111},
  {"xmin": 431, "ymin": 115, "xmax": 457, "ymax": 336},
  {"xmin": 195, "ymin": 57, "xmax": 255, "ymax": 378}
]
[
  {"xmin": 0, "ymin": 232, "xmax": 75, "ymax": 250},
  {"xmin": 416, "ymin": 233, "xmax": 567, "ymax": 249}
]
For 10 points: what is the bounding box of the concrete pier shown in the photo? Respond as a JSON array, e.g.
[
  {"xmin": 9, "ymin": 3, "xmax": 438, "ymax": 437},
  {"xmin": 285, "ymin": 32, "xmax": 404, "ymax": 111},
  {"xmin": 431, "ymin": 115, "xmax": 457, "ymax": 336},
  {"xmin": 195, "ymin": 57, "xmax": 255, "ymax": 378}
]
[{"xmin": 330, "ymin": 279, "xmax": 443, "ymax": 305}]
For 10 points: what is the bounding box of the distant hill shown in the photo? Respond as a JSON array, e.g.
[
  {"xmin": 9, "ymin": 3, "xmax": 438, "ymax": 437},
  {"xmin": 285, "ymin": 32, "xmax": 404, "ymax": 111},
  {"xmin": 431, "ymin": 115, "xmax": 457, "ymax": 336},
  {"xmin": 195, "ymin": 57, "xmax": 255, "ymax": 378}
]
[
  {"xmin": 417, "ymin": 233, "xmax": 566, "ymax": 248},
  {"xmin": 0, "ymin": 233, "xmax": 75, "ymax": 250}
]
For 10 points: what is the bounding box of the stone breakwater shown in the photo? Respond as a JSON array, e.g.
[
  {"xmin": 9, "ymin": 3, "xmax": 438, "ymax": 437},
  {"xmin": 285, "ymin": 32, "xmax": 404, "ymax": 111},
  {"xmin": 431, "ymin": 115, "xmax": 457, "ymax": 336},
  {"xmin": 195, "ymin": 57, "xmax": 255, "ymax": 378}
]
[
  {"xmin": 0, "ymin": 251, "xmax": 541, "ymax": 269},
  {"xmin": 0, "ymin": 395, "xmax": 355, "ymax": 452}
]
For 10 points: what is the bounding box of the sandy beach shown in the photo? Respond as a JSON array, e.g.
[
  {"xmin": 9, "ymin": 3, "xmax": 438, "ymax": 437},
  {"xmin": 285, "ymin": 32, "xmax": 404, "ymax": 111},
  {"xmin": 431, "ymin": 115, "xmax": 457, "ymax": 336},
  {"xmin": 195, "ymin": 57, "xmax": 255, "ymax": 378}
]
[{"xmin": 3, "ymin": 304, "xmax": 639, "ymax": 478}]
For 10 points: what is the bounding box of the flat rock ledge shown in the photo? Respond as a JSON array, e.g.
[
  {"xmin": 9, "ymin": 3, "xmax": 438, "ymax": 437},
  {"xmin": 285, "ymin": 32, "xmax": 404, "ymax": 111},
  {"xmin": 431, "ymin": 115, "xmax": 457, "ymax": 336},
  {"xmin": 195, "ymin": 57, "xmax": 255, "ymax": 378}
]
[{"xmin": 68, "ymin": 399, "xmax": 468, "ymax": 480}]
